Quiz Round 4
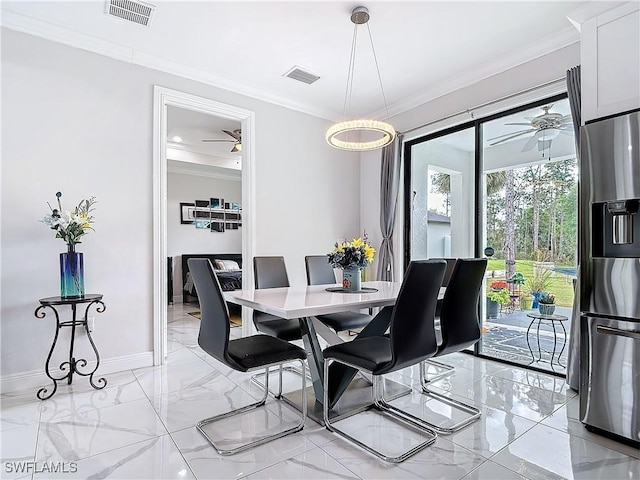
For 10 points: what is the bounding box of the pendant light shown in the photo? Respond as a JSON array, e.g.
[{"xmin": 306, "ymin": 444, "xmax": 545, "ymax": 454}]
[{"xmin": 326, "ymin": 6, "xmax": 396, "ymax": 151}]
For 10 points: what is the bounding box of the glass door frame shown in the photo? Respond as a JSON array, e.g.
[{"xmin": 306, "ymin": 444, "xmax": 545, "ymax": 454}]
[{"xmin": 402, "ymin": 92, "xmax": 570, "ymax": 375}]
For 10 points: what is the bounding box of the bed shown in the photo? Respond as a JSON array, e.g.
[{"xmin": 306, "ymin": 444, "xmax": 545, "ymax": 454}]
[{"xmin": 181, "ymin": 254, "xmax": 243, "ymax": 315}]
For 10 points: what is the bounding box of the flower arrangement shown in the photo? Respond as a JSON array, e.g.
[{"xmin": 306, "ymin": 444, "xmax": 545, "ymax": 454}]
[
  {"xmin": 41, "ymin": 192, "xmax": 97, "ymax": 246},
  {"xmin": 490, "ymin": 280, "xmax": 508, "ymax": 290},
  {"xmin": 538, "ymin": 293, "xmax": 556, "ymax": 305},
  {"xmin": 328, "ymin": 235, "xmax": 375, "ymax": 270}
]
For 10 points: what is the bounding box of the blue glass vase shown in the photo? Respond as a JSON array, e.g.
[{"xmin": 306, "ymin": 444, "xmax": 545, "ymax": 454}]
[{"xmin": 60, "ymin": 245, "xmax": 84, "ymax": 298}]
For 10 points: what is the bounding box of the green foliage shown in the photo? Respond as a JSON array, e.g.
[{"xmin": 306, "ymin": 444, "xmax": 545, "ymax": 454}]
[
  {"xmin": 539, "ymin": 293, "xmax": 556, "ymax": 304},
  {"xmin": 486, "ymin": 259, "xmax": 575, "ymax": 307},
  {"xmin": 525, "ymin": 269, "xmax": 553, "ymax": 293},
  {"xmin": 487, "ymin": 288, "xmax": 510, "ymax": 304}
]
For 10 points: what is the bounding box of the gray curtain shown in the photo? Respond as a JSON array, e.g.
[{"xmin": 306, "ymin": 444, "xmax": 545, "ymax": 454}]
[
  {"xmin": 566, "ymin": 65, "xmax": 581, "ymax": 391},
  {"xmin": 377, "ymin": 134, "xmax": 402, "ymax": 281}
]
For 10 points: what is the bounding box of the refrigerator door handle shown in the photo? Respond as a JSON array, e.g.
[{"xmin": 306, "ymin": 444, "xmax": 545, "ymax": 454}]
[{"xmin": 596, "ymin": 324, "xmax": 640, "ymax": 340}]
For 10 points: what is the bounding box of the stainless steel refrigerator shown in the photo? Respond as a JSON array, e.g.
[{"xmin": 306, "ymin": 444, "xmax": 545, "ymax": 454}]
[{"xmin": 579, "ymin": 109, "xmax": 640, "ymax": 446}]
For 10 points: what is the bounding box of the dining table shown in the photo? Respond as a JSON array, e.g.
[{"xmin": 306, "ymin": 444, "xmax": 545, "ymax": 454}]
[{"xmin": 224, "ymin": 281, "xmax": 446, "ymax": 424}]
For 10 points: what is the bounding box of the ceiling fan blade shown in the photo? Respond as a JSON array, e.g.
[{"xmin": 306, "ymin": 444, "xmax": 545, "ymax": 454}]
[
  {"xmin": 521, "ymin": 131, "xmax": 544, "ymax": 152},
  {"xmin": 222, "ymin": 129, "xmax": 242, "ymax": 141},
  {"xmin": 488, "ymin": 129, "xmax": 536, "ymax": 145},
  {"xmin": 504, "ymin": 122, "xmax": 533, "ymax": 126},
  {"xmin": 202, "ymin": 139, "xmax": 234, "ymax": 143},
  {"xmin": 561, "ymin": 114, "xmax": 573, "ymax": 122},
  {"xmin": 559, "ymin": 123, "xmax": 574, "ymax": 130}
]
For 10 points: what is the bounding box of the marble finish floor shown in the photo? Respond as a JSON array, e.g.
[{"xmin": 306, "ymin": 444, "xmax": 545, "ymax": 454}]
[{"xmin": 2, "ymin": 303, "xmax": 638, "ymax": 479}]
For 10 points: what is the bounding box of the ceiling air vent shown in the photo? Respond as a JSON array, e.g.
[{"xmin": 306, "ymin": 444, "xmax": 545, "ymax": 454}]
[
  {"xmin": 283, "ymin": 66, "xmax": 320, "ymax": 85},
  {"xmin": 105, "ymin": 0, "xmax": 156, "ymax": 27}
]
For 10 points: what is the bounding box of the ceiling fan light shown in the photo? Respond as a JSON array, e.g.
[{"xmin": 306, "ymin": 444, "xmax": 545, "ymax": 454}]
[
  {"xmin": 538, "ymin": 127, "xmax": 560, "ymax": 140},
  {"xmin": 231, "ymin": 142, "xmax": 242, "ymax": 153}
]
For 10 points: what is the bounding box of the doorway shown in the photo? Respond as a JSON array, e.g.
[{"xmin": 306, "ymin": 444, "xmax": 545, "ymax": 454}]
[{"xmin": 153, "ymin": 87, "xmax": 255, "ymax": 365}]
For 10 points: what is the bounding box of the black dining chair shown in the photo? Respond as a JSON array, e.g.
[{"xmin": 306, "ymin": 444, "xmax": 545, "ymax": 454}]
[
  {"xmin": 187, "ymin": 258, "xmax": 307, "ymax": 455},
  {"xmin": 322, "ymin": 260, "xmax": 446, "ymax": 463},
  {"xmin": 304, "ymin": 255, "xmax": 372, "ymax": 334},
  {"xmin": 423, "ymin": 257, "xmax": 459, "ymax": 383},
  {"xmin": 252, "ymin": 256, "xmax": 303, "ymax": 341},
  {"xmin": 252, "ymin": 256, "xmax": 308, "ymax": 396},
  {"xmin": 419, "ymin": 258, "xmax": 487, "ymax": 434}
]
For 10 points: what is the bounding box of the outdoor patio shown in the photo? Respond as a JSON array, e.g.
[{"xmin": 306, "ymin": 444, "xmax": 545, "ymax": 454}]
[{"xmin": 481, "ymin": 305, "xmax": 574, "ymax": 374}]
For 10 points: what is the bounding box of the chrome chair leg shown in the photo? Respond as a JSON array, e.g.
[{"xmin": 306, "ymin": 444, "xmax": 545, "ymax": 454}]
[
  {"xmin": 250, "ymin": 362, "xmax": 311, "ymax": 399},
  {"xmin": 420, "ymin": 359, "xmax": 455, "ymax": 384},
  {"xmin": 418, "ymin": 380, "xmax": 481, "ymax": 434},
  {"xmin": 197, "ymin": 359, "xmax": 307, "ymax": 456},
  {"xmin": 323, "ymin": 358, "xmax": 438, "ymax": 463}
]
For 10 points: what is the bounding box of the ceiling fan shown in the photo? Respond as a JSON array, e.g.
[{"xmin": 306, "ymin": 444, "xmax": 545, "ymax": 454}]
[
  {"xmin": 202, "ymin": 129, "xmax": 242, "ymax": 153},
  {"xmin": 488, "ymin": 105, "xmax": 573, "ymax": 152}
]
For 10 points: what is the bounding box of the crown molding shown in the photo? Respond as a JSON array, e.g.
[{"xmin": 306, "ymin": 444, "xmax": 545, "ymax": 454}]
[
  {"xmin": 2, "ymin": 8, "xmax": 580, "ymax": 124},
  {"xmin": 375, "ymin": 27, "xmax": 580, "ymax": 120},
  {"xmin": 0, "ymin": 9, "xmax": 338, "ymax": 121}
]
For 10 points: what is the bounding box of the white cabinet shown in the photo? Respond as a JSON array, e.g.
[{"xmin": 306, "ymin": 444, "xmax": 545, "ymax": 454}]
[{"xmin": 581, "ymin": 2, "xmax": 640, "ymax": 123}]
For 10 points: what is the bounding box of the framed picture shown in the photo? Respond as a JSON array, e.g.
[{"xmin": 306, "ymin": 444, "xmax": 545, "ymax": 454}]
[{"xmin": 180, "ymin": 202, "xmax": 195, "ymax": 224}]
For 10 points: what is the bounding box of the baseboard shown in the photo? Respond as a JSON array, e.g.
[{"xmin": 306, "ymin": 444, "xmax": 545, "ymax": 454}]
[{"xmin": 0, "ymin": 351, "xmax": 154, "ymax": 394}]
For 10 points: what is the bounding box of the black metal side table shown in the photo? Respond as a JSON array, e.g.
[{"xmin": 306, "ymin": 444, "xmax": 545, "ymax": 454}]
[
  {"xmin": 35, "ymin": 294, "xmax": 107, "ymax": 400},
  {"xmin": 525, "ymin": 313, "xmax": 569, "ymax": 371}
]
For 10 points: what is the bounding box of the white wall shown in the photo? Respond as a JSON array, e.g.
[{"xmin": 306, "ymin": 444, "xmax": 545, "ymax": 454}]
[
  {"xmin": 1, "ymin": 28, "xmax": 359, "ymax": 381},
  {"xmin": 427, "ymin": 223, "xmax": 451, "ymax": 259},
  {"xmin": 360, "ymin": 43, "xmax": 580, "ymax": 277},
  {"xmin": 167, "ymin": 171, "xmax": 242, "ymax": 297}
]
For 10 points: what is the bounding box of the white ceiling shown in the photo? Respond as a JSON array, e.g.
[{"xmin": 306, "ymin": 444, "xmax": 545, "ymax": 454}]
[
  {"xmin": 1, "ymin": 0, "xmax": 598, "ymax": 122},
  {"xmin": 3, "ymin": 1, "xmax": 600, "ymax": 173}
]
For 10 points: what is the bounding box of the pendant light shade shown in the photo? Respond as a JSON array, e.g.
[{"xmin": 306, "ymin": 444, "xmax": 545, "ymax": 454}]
[{"xmin": 327, "ymin": 6, "xmax": 395, "ymax": 152}]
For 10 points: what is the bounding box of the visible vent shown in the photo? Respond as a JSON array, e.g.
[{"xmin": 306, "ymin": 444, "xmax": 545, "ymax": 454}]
[
  {"xmin": 283, "ymin": 66, "xmax": 320, "ymax": 85},
  {"xmin": 105, "ymin": 0, "xmax": 155, "ymax": 27}
]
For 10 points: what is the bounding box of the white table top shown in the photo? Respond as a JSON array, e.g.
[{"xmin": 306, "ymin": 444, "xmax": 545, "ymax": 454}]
[
  {"xmin": 224, "ymin": 282, "xmax": 446, "ymax": 319},
  {"xmin": 223, "ymin": 281, "xmax": 404, "ymax": 319}
]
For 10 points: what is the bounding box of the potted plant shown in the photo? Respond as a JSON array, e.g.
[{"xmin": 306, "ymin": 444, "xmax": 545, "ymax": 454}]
[
  {"xmin": 486, "ymin": 282, "xmax": 509, "ymax": 319},
  {"xmin": 525, "ymin": 270, "xmax": 552, "ymax": 308},
  {"xmin": 520, "ymin": 293, "xmax": 534, "ymax": 310},
  {"xmin": 510, "ymin": 272, "xmax": 525, "ymax": 294},
  {"xmin": 538, "ymin": 293, "xmax": 556, "ymax": 315}
]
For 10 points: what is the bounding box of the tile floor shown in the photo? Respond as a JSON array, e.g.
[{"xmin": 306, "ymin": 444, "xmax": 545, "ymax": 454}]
[{"xmin": 1, "ymin": 303, "xmax": 638, "ymax": 479}]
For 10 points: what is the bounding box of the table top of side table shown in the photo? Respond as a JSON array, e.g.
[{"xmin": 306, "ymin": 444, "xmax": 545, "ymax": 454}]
[
  {"xmin": 38, "ymin": 294, "xmax": 103, "ymax": 306},
  {"xmin": 526, "ymin": 313, "xmax": 568, "ymax": 321}
]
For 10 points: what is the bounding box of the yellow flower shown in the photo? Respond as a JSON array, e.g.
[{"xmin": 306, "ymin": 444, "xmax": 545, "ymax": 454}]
[
  {"xmin": 351, "ymin": 237, "xmax": 364, "ymax": 247},
  {"xmin": 364, "ymin": 245, "xmax": 376, "ymax": 262}
]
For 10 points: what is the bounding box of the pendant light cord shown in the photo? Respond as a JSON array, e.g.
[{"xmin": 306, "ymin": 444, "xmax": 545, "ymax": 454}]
[
  {"xmin": 366, "ymin": 23, "xmax": 391, "ymax": 121},
  {"xmin": 342, "ymin": 23, "xmax": 359, "ymax": 122}
]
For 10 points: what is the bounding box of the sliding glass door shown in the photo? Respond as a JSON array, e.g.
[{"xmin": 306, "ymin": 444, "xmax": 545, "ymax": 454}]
[
  {"xmin": 405, "ymin": 126, "xmax": 476, "ymax": 264},
  {"xmin": 404, "ymin": 93, "xmax": 578, "ymax": 374}
]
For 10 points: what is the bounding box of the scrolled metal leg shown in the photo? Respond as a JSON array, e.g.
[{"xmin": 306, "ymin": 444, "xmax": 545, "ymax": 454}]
[
  {"xmin": 36, "ymin": 305, "xmax": 65, "ymax": 400},
  {"xmin": 80, "ymin": 300, "xmax": 107, "ymax": 390},
  {"xmin": 525, "ymin": 318, "xmax": 536, "ymax": 365},
  {"xmin": 557, "ymin": 321, "xmax": 568, "ymax": 368}
]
